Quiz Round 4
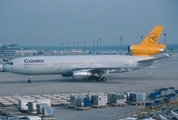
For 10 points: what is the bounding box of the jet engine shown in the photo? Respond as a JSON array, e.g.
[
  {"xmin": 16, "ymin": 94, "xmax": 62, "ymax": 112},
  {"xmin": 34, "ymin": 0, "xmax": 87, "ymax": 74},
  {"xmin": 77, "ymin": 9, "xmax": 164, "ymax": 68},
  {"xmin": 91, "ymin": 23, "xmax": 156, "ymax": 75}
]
[
  {"xmin": 128, "ymin": 44, "xmax": 166, "ymax": 56},
  {"xmin": 72, "ymin": 70, "xmax": 92, "ymax": 80}
]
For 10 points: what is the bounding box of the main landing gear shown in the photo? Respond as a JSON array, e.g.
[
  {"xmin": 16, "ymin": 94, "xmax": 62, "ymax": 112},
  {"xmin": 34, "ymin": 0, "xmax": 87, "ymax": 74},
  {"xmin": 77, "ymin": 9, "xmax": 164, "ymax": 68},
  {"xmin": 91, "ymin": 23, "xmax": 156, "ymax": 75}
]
[
  {"xmin": 88, "ymin": 76, "xmax": 107, "ymax": 82},
  {"xmin": 27, "ymin": 76, "xmax": 32, "ymax": 83}
]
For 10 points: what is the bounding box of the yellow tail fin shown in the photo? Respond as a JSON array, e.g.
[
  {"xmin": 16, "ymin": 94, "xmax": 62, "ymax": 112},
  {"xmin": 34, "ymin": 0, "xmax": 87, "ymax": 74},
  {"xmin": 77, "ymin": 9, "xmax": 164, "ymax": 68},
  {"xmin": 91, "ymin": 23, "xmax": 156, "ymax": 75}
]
[
  {"xmin": 140, "ymin": 25, "xmax": 164, "ymax": 46},
  {"xmin": 128, "ymin": 25, "xmax": 166, "ymax": 56}
]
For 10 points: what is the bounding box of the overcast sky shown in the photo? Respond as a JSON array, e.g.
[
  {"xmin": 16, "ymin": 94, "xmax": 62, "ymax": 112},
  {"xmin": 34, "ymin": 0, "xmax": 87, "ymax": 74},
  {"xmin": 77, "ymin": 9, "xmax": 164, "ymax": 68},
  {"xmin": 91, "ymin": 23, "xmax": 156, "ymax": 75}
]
[{"xmin": 0, "ymin": 0, "xmax": 177, "ymax": 46}]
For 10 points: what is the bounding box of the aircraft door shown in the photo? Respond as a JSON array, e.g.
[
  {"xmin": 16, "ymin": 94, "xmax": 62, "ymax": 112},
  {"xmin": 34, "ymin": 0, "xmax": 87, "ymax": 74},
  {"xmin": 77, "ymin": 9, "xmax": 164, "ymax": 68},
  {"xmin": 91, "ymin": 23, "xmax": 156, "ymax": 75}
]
[{"xmin": 17, "ymin": 62, "xmax": 22, "ymax": 68}]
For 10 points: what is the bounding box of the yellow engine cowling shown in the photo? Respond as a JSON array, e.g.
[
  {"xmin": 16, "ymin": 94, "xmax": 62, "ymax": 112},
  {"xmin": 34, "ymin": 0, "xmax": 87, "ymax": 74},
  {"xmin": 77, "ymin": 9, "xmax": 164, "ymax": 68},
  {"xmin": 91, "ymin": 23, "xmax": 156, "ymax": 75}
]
[{"xmin": 128, "ymin": 44, "xmax": 166, "ymax": 56}]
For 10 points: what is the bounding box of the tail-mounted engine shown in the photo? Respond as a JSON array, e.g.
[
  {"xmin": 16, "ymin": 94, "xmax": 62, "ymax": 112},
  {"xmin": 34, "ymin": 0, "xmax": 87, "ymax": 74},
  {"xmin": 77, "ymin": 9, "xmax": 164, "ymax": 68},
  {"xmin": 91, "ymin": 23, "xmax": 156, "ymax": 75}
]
[{"xmin": 128, "ymin": 44, "xmax": 166, "ymax": 56}]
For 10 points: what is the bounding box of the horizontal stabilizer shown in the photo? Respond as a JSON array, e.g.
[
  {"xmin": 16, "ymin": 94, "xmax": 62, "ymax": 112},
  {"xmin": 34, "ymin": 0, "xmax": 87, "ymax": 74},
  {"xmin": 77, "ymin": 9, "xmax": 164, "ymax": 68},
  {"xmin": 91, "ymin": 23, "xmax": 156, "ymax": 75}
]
[{"xmin": 137, "ymin": 54, "xmax": 172, "ymax": 67}]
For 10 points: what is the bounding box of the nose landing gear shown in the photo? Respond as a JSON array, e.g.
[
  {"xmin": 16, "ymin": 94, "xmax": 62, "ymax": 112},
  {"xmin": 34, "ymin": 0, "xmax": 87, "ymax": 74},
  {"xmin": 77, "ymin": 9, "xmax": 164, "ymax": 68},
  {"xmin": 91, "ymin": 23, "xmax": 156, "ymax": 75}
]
[{"xmin": 27, "ymin": 76, "xmax": 32, "ymax": 83}]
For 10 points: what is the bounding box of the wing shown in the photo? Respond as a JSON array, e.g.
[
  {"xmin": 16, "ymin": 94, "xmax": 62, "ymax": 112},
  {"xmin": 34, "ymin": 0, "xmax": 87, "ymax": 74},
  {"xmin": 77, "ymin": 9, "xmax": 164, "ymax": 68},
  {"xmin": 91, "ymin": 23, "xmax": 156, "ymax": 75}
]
[{"xmin": 72, "ymin": 66, "xmax": 136, "ymax": 74}]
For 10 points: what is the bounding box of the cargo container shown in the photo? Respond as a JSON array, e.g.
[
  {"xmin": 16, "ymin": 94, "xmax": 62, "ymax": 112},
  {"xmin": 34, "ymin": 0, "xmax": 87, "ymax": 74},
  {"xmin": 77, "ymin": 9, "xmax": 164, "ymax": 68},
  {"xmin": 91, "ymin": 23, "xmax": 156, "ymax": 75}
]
[
  {"xmin": 107, "ymin": 92, "xmax": 115, "ymax": 104},
  {"xmin": 69, "ymin": 95, "xmax": 80, "ymax": 108},
  {"xmin": 168, "ymin": 87, "xmax": 175, "ymax": 94},
  {"xmin": 175, "ymin": 90, "xmax": 178, "ymax": 94},
  {"xmin": 6, "ymin": 115, "xmax": 19, "ymax": 120},
  {"xmin": 149, "ymin": 92, "xmax": 161, "ymax": 99},
  {"xmin": 170, "ymin": 96, "xmax": 178, "ymax": 102},
  {"xmin": 111, "ymin": 93, "xmax": 127, "ymax": 106},
  {"xmin": 162, "ymin": 97, "xmax": 170, "ymax": 103},
  {"xmin": 86, "ymin": 93, "xmax": 97, "ymax": 105},
  {"xmin": 18, "ymin": 98, "xmax": 35, "ymax": 111},
  {"xmin": 130, "ymin": 93, "xmax": 146, "ymax": 105},
  {"xmin": 169, "ymin": 93, "xmax": 176, "ymax": 97},
  {"xmin": 169, "ymin": 87, "xmax": 175, "ymax": 90},
  {"xmin": 124, "ymin": 92, "xmax": 135, "ymax": 102},
  {"xmin": 76, "ymin": 97, "xmax": 89, "ymax": 107},
  {"xmin": 37, "ymin": 103, "xmax": 49, "ymax": 114},
  {"xmin": 86, "ymin": 94, "xmax": 92, "ymax": 106},
  {"xmin": 153, "ymin": 88, "xmax": 161, "ymax": 93},
  {"xmin": 160, "ymin": 89, "xmax": 168, "ymax": 96},
  {"xmin": 27, "ymin": 116, "xmax": 41, "ymax": 120},
  {"xmin": 145, "ymin": 102, "xmax": 154, "ymax": 107},
  {"xmin": 35, "ymin": 98, "xmax": 51, "ymax": 106},
  {"xmin": 42, "ymin": 106, "xmax": 54, "ymax": 118},
  {"xmin": 28, "ymin": 101, "xmax": 39, "ymax": 113},
  {"xmin": 75, "ymin": 97, "xmax": 90, "ymax": 110},
  {"xmin": 154, "ymin": 100, "xmax": 163, "ymax": 106},
  {"xmin": 91, "ymin": 95, "xmax": 107, "ymax": 108}
]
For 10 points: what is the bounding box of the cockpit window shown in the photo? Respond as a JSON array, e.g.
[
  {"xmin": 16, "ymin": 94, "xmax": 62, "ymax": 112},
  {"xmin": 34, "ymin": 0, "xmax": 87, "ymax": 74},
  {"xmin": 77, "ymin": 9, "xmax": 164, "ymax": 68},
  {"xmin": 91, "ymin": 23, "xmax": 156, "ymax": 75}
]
[{"xmin": 6, "ymin": 62, "xmax": 13, "ymax": 65}]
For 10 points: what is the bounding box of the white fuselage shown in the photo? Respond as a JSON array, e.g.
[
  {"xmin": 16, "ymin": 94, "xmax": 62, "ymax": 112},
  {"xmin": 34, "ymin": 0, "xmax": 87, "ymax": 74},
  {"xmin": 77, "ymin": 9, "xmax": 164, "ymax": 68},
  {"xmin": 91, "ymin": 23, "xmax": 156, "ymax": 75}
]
[{"xmin": 3, "ymin": 55, "xmax": 152, "ymax": 76}]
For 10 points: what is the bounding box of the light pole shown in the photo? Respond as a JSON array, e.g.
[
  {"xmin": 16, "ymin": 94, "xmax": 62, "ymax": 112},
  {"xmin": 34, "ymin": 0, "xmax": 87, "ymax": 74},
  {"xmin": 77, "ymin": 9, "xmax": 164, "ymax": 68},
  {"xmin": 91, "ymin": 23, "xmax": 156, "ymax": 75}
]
[
  {"xmin": 59, "ymin": 43, "xmax": 61, "ymax": 54},
  {"xmin": 163, "ymin": 33, "xmax": 167, "ymax": 52},
  {"xmin": 140, "ymin": 36, "xmax": 143, "ymax": 41},
  {"xmin": 163, "ymin": 33, "xmax": 167, "ymax": 45},
  {"xmin": 96, "ymin": 40, "xmax": 98, "ymax": 54},
  {"xmin": 73, "ymin": 42, "xmax": 75, "ymax": 49},
  {"xmin": 59, "ymin": 43, "xmax": 61, "ymax": 50},
  {"xmin": 120, "ymin": 37, "xmax": 122, "ymax": 55},
  {"xmin": 99, "ymin": 39, "xmax": 102, "ymax": 55},
  {"xmin": 77, "ymin": 41, "xmax": 79, "ymax": 51},
  {"xmin": 83, "ymin": 41, "xmax": 86, "ymax": 55},
  {"xmin": 67, "ymin": 42, "xmax": 69, "ymax": 49},
  {"xmin": 93, "ymin": 40, "xmax": 95, "ymax": 54},
  {"xmin": 62, "ymin": 43, "xmax": 64, "ymax": 51}
]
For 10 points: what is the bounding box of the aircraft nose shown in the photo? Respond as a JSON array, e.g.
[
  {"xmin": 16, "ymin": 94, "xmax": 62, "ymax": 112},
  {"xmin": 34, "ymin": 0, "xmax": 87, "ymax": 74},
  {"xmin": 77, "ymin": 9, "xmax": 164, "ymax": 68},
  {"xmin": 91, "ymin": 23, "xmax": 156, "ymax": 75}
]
[
  {"xmin": 3, "ymin": 64, "xmax": 8, "ymax": 72},
  {"xmin": 3, "ymin": 64, "xmax": 6, "ymax": 72}
]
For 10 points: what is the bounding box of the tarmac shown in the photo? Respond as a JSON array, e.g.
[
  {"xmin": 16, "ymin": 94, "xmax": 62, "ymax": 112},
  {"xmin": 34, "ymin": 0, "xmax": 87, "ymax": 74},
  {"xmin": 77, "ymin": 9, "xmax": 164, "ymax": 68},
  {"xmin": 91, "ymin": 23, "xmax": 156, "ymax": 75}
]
[{"xmin": 0, "ymin": 53, "xmax": 178, "ymax": 120}]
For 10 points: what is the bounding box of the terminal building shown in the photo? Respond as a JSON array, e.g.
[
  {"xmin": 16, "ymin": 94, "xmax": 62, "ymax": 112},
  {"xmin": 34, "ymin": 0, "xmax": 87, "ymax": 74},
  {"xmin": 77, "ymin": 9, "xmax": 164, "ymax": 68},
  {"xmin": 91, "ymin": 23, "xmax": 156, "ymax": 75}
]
[{"xmin": 4, "ymin": 49, "xmax": 38, "ymax": 56}]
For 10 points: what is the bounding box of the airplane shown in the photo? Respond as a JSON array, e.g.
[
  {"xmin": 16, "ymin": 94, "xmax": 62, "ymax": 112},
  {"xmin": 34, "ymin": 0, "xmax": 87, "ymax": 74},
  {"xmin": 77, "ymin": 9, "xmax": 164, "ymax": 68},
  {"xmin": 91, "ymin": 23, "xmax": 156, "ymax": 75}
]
[{"xmin": 3, "ymin": 25, "xmax": 170, "ymax": 83}]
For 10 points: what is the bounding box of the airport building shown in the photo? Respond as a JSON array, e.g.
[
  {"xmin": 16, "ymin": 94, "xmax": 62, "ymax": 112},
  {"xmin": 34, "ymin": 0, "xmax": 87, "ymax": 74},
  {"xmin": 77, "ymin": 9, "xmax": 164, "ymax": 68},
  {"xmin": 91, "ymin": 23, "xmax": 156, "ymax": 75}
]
[{"xmin": 4, "ymin": 49, "xmax": 38, "ymax": 56}]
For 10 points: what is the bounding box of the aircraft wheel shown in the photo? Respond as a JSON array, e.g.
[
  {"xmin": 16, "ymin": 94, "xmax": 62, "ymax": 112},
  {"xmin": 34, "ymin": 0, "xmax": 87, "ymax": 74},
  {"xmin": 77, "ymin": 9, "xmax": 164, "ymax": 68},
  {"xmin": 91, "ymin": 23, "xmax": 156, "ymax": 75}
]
[
  {"xmin": 96, "ymin": 77, "xmax": 101, "ymax": 82},
  {"xmin": 102, "ymin": 77, "xmax": 106, "ymax": 81},
  {"xmin": 28, "ymin": 80, "xmax": 32, "ymax": 83},
  {"xmin": 88, "ymin": 77, "xmax": 92, "ymax": 81}
]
